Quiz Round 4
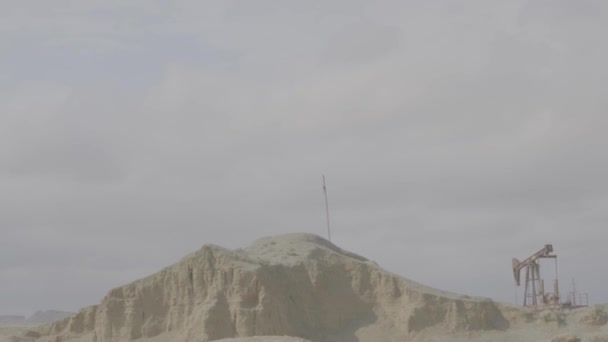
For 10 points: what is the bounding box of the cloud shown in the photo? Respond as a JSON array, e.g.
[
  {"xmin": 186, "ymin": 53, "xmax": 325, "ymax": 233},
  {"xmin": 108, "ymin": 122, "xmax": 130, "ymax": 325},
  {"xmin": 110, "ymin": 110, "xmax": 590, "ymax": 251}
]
[{"xmin": 1, "ymin": 0, "xmax": 608, "ymax": 314}]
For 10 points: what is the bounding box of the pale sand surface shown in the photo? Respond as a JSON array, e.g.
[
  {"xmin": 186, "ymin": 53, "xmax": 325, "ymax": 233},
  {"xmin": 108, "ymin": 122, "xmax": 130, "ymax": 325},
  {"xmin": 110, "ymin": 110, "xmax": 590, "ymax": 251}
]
[{"xmin": 212, "ymin": 337, "xmax": 312, "ymax": 342}]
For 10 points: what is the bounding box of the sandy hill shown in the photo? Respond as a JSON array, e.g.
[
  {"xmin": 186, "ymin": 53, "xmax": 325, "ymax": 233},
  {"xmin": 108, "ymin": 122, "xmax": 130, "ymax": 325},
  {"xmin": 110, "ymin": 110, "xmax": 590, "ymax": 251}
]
[{"xmin": 5, "ymin": 233, "xmax": 608, "ymax": 342}]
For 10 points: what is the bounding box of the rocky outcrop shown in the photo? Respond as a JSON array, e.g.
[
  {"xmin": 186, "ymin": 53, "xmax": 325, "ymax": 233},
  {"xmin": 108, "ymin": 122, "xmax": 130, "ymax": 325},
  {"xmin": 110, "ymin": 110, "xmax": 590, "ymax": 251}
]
[{"xmin": 11, "ymin": 233, "xmax": 608, "ymax": 342}]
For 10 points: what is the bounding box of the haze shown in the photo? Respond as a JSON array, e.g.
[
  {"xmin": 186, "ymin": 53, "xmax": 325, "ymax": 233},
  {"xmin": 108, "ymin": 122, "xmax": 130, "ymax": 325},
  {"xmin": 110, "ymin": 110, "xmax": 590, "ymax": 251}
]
[{"xmin": 2, "ymin": 0, "xmax": 608, "ymax": 315}]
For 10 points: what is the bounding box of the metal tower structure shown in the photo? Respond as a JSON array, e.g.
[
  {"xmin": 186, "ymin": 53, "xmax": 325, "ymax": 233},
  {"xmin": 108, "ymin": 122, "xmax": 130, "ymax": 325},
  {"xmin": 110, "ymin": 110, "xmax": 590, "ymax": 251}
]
[{"xmin": 322, "ymin": 175, "xmax": 331, "ymax": 242}]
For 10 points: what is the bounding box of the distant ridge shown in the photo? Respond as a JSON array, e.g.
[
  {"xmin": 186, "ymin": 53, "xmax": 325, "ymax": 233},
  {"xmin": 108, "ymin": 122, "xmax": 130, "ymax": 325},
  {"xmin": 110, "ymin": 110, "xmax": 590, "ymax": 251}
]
[
  {"xmin": 0, "ymin": 315, "xmax": 26, "ymax": 324},
  {"xmin": 0, "ymin": 310, "xmax": 73, "ymax": 325},
  {"xmin": 26, "ymin": 310, "xmax": 73, "ymax": 324}
]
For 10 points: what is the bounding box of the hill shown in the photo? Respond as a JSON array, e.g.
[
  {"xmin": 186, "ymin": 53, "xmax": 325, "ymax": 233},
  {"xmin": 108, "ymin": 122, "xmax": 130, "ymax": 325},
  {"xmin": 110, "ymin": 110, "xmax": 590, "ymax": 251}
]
[{"xmin": 6, "ymin": 233, "xmax": 608, "ymax": 342}]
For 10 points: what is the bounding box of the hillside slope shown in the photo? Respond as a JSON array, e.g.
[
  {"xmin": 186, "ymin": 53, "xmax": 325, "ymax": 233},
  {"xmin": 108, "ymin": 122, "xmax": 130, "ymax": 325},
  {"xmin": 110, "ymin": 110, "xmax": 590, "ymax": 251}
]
[{"xmin": 8, "ymin": 233, "xmax": 608, "ymax": 342}]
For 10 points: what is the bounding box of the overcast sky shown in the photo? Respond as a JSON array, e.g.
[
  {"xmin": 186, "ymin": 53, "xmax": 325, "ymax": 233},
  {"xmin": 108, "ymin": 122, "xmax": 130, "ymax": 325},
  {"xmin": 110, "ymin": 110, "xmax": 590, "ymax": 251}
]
[{"xmin": 2, "ymin": 0, "xmax": 608, "ymax": 315}]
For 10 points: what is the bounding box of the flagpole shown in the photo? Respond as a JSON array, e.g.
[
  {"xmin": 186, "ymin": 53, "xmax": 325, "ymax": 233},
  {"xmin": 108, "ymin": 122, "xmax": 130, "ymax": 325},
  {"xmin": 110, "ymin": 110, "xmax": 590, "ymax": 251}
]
[{"xmin": 322, "ymin": 175, "xmax": 331, "ymax": 242}]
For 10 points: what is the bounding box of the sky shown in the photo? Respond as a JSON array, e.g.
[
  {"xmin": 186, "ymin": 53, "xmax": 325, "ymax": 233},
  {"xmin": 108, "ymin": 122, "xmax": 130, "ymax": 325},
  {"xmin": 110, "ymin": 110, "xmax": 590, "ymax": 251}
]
[{"xmin": 2, "ymin": 0, "xmax": 608, "ymax": 315}]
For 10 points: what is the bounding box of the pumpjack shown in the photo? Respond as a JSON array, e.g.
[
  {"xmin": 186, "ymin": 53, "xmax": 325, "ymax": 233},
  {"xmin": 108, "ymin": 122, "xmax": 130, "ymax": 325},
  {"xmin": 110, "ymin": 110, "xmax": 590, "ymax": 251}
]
[{"xmin": 512, "ymin": 244, "xmax": 560, "ymax": 307}]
